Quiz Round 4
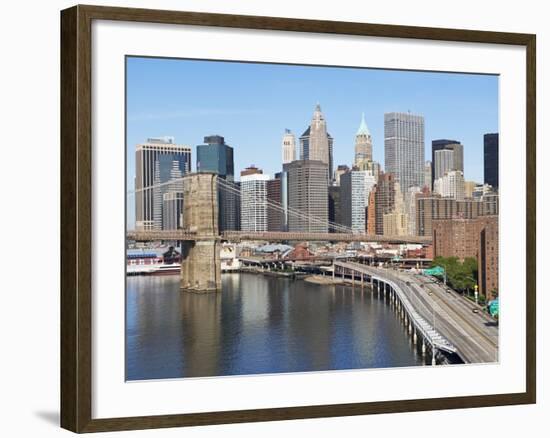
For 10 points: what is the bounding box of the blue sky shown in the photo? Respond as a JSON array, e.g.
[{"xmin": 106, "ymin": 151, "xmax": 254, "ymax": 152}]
[{"xmin": 126, "ymin": 56, "xmax": 498, "ymax": 225}]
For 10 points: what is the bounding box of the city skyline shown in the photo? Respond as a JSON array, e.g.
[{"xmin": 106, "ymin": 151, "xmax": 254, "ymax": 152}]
[
  {"xmin": 127, "ymin": 57, "xmax": 498, "ymax": 229},
  {"xmin": 127, "ymin": 57, "xmax": 498, "ymax": 175},
  {"xmin": 124, "ymin": 58, "xmax": 500, "ymax": 380}
]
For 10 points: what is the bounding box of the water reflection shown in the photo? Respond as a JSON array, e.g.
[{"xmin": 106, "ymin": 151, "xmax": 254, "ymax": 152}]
[{"xmin": 126, "ymin": 273, "xmax": 424, "ymax": 380}]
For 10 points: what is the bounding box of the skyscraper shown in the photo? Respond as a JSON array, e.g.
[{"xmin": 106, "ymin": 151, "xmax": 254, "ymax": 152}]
[
  {"xmin": 366, "ymin": 188, "xmax": 377, "ymax": 235},
  {"xmin": 434, "ymin": 170, "xmax": 465, "ymax": 201},
  {"xmin": 334, "ymin": 164, "xmax": 350, "ymax": 186},
  {"xmin": 299, "ymin": 104, "xmax": 334, "ymax": 182},
  {"xmin": 354, "ymin": 113, "xmax": 373, "ymax": 166},
  {"xmin": 424, "ymin": 161, "xmax": 432, "ymax": 191},
  {"xmin": 284, "ymin": 160, "xmax": 329, "ymax": 233},
  {"xmin": 372, "ymin": 172, "xmax": 397, "ymax": 235},
  {"xmin": 135, "ymin": 137, "xmax": 191, "ymax": 231},
  {"xmin": 281, "ymin": 129, "xmax": 296, "ymax": 164},
  {"xmin": 161, "ymin": 160, "xmax": 185, "ymax": 230},
  {"xmin": 431, "ymin": 139, "xmax": 464, "ymax": 186},
  {"xmin": 162, "ymin": 192, "xmax": 184, "ymax": 230},
  {"xmin": 340, "ymin": 169, "xmax": 376, "ymax": 233},
  {"xmin": 405, "ymin": 186, "xmax": 423, "ymax": 236},
  {"xmin": 328, "ymin": 136, "xmax": 334, "ymax": 184},
  {"xmin": 328, "ymin": 185, "xmax": 342, "ymax": 231},
  {"xmin": 384, "ymin": 112, "xmax": 425, "ymax": 190},
  {"xmin": 484, "ymin": 133, "xmax": 499, "ymax": 190},
  {"xmin": 383, "ymin": 182, "xmax": 407, "ymax": 236},
  {"xmin": 196, "ymin": 135, "xmax": 238, "ymax": 231},
  {"xmin": 267, "ymin": 174, "xmax": 283, "ymax": 231},
  {"xmin": 280, "ymin": 170, "xmax": 289, "ymax": 231},
  {"xmin": 434, "ymin": 149, "xmax": 455, "ymax": 180},
  {"xmin": 196, "ymin": 135, "xmax": 234, "ymax": 180},
  {"xmin": 219, "ymin": 180, "xmax": 240, "ymax": 232},
  {"xmin": 240, "ymin": 171, "xmax": 270, "ymax": 232}
]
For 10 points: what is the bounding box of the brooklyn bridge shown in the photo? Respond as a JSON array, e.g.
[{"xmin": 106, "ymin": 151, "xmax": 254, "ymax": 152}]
[
  {"xmin": 127, "ymin": 230, "xmax": 432, "ymax": 244},
  {"xmin": 128, "ymin": 173, "xmax": 432, "ymax": 292}
]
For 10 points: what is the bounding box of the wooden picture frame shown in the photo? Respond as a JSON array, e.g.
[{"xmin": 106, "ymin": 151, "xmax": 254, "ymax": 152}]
[{"xmin": 60, "ymin": 4, "xmax": 536, "ymax": 433}]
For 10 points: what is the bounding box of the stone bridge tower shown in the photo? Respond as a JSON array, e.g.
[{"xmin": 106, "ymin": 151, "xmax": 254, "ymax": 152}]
[{"xmin": 180, "ymin": 173, "xmax": 221, "ymax": 292}]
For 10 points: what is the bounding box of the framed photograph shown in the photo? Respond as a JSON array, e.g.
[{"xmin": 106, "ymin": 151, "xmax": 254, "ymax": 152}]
[{"xmin": 60, "ymin": 4, "xmax": 536, "ymax": 433}]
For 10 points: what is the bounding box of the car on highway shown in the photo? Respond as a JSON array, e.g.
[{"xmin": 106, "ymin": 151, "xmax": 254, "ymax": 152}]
[{"xmin": 472, "ymin": 308, "xmax": 479, "ymax": 314}]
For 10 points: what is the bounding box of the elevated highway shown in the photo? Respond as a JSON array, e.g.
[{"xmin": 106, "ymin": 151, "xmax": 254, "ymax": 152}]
[{"xmin": 334, "ymin": 262, "xmax": 498, "ymax": 364}]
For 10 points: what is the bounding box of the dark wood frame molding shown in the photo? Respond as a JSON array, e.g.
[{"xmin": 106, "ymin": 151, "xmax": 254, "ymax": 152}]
[{"xmin": 60, "ymin": 4, "xmax": 536, "ymax": 433}]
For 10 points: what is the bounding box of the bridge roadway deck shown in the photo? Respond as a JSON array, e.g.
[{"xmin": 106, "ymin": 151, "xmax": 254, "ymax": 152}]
[
  {"xmin": 336, "ymin": 262, "xmax": 498, "ymax": 364},
  {"xmin": 127, "ymin": 230, "xmax": 431, "ymax": 244}
]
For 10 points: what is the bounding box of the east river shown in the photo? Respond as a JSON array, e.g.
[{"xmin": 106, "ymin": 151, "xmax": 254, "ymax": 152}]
[{"xmin": 126, "ymin": 273, "xmax": 427, "ymax": 380}]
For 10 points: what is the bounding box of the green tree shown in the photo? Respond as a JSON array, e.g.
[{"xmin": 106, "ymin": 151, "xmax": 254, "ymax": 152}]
[{"xmin": 430, "ymin": 256, "xmax": 478, "ymax": 293}]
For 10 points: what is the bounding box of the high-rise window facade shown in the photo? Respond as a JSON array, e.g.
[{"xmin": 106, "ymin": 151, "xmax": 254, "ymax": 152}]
[
  {"xmin": 340, "ymin": 170, "xmax": 376, "ymax": 233},
  {"xmin": 240, "ymin": 172, "xmax": 270, "ymax": 232},
  {"xmin": 196, "ymin": 135, "xmax": 234, "ymax": 181},
  {"xmin": 373, "ymin": 172, "xmax": 397, "ymax": 235},
  {"xmin": 196, "ymin": 135, "xmax": 239, "ymax": 231},
  {"xmin": 328, "ymin": 185, "xmax": 342, "ymax": 231},
  {"xmin": 434, "ymin": 149, "xmax": 455, "ymax": 180},
  {"xmin": 384, "ymin": 112, "xmax": 425, "ymax": 191},
  {"xmin": 284, "ymin": 160, "xmax": 329, "ymax": 233},
  {"xmin": 267, "ymin": 175, "xmax": 283, "ymax": 231},
  {"xmin": 431, "ymin": 139, "xmax": 464, "ymax": 186},
  {"xmin": 281, "ymin": 129, "xmax": 296, "ymax": 164},
  {"xmin": 484, "ymin": 133, "xmax": 499, "ymax": 190},
  {"xmin": 135, "ymin": 137, "xmax": 191, "ymax": 231},
  {"xmin": 299, "ymin": 104, "xmax": 334, "ymax": 183},
  {"xmin": 424, "ymin": 161, "xmax": 432, "ymax": 191},
  {"xmin": 334, "ymin": 164, "xmax": 350, "ymax": 186},
  {"xmin": 434, "ymin": 170, "xmax": 465, "ymax": 201}
]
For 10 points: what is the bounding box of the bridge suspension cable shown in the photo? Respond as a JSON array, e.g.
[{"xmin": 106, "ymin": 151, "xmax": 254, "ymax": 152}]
[
  {"xmin": 216, "ymin": 177, "xmax": 353, "ymax": 234},
  {"xmin": 126, "ymin": 176, "xmax": 185, "ymax": 195},
  {"xmin": 126, "ymin": 174, "xmax": 355, "ymax": 234}
]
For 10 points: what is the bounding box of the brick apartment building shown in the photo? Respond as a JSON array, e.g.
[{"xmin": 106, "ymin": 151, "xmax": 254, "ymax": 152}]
[{"xmin": 432, "ymin": 215, "xmax": 498, "ymax": 299}]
